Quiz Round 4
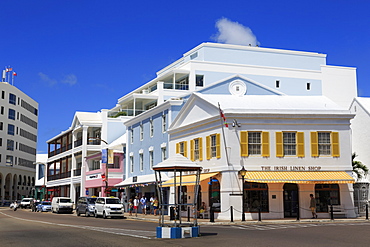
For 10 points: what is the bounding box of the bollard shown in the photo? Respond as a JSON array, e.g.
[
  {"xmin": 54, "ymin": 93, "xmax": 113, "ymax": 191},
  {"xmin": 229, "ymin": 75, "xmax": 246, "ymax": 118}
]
[
  {"xmin": 330, "ymin": 204, "xmax": 334, "ymax": 220},
  {"xmin": 230, "ymin": 206, "xmax": 234, "ymax": 222},
  {"xmin": 366, "ymin": 203, "xmax": 369, "ymax": 220},
  {"xmin": 296, "ymin": 205, "xmax": 300, "ymax": 221},
  {"xmin": 187, "ymin": 207, "xmax": 190, "ymax": 222},
  {"xmin": 210, "ymin": 207, "xmax": 215, "ymax": 223},
  {"xmin": 258, "ymin": 207, "xmax": 262, "ymax": 222}
]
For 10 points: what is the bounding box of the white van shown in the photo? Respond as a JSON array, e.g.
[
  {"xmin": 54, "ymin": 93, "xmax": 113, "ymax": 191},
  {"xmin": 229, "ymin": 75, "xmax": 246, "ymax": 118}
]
[
  {"xmin": 94, "ymin": 197, "xmax": 124, "ymax": 219},
  {"xmin": 51, "ymin": 197, "xmax": 74, "ymax": 214}
]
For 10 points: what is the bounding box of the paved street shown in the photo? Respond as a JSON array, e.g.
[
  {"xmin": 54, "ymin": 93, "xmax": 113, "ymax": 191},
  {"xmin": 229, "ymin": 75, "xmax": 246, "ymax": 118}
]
[{"xmin": 1, "ymin": 208, "xmax": 369, "ymax": 247}]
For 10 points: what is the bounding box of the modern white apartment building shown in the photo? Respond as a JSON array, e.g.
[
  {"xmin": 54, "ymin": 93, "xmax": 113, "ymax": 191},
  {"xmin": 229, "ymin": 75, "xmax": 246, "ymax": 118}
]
[{"xmin": 0, "ymin": 80, "xmax": 38, "ymax": 204}]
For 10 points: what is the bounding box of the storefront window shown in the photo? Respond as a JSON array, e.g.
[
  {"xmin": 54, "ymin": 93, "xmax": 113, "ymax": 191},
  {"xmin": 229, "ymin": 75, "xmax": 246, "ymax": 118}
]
[
  {"xmin": 315, "ymin": 184, "xmax": 340, "ymax": 212},
  {"xmin": 244, "ymin": 182, "xmax": 269, "ymax": 212}
]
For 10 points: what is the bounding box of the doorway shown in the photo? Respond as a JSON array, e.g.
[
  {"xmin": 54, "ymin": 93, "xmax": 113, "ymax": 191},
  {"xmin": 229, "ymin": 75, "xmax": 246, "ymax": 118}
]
[{"xmin": 283, "ymin": 183, "xmax": 299, "ymax": 218}]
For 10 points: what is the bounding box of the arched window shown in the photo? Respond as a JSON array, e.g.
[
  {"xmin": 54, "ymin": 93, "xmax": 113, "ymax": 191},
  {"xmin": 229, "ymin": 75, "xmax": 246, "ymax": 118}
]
[
  {"xmin": 244, "ymin": 182, "xmax": 269, "ymax": 212},
  {"xmin": 315, "ymin": 184, "xmax": 340, "ymax": 212},
  {"xmin": 209, "ymin": 178, "xmax": 221, "ymax": 212}
]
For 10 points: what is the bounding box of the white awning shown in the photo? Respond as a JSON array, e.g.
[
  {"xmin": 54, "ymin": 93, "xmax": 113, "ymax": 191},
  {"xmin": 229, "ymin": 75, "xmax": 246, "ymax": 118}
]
[{"xmin": 114, "ymin": 173, "xmax": 170, "ymax": 187}]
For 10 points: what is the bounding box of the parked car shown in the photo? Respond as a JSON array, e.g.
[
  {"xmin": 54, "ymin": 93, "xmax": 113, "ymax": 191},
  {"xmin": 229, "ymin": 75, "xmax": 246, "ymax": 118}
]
[
  {"xmin": 76, "ymin": 197, "xmax": 97, "ymax": 217},
  {"xmin": 37, "ymin": 201, "xmax": 52, "ymax": 212},
  {"xmin": 94, "ymin": 197, "xmax": 124, "ymax": 219},
  {"xmin": 20, "ymin": 198, "xmax": 34, "ymax": 209},
  {"xmin": 51, "ymin": 197, "xmax": 74, "ymax": 214}
]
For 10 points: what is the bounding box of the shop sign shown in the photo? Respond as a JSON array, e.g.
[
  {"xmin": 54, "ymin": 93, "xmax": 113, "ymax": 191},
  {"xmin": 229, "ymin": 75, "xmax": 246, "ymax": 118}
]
[{"xmin": 261, "ymin": 166, "xmax": 322, "ymax": 171}]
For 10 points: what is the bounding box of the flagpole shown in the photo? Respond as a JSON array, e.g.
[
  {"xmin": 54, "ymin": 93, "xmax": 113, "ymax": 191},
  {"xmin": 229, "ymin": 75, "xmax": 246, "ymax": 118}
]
[{"xmin": 218, "ymin": 102, "xmax": 230, "ymax": 166}]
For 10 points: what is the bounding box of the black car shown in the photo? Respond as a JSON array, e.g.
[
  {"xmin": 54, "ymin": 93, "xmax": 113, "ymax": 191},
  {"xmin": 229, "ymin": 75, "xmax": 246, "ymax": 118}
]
[{"xmin": 76, "ymin": 197, "xmax": 97, "ymax": 217}]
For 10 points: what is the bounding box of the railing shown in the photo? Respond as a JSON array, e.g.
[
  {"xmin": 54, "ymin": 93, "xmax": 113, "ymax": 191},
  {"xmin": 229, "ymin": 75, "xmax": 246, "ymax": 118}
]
[
  {"xmin": 74, "ymin": 139, "xmax": 82, "ymax": 147},
  {"xmin": 74, "ymin": 169, "xmax": 81, "ymax": 176},
  {"xmin": 47, "ymin": 171, "xmax": 71, "ymax": 181},
  {"xmin": 108, "ymin": 109, "xmax": 144, "ymax": 117}
]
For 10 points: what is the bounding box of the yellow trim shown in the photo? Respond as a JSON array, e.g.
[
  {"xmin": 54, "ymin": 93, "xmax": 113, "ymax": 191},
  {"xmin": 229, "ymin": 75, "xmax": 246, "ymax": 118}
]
[
  {"xmin": 276, "ymin": 132, "xmax": 283, "ymax": 157},
  {"xmin": 262, "ymin": 132, "xmax": 270, "ymax": 157},
  {"xmin": 332, "ymin": 132, "xmax": 340, "ymax": 157},
  {"xmin": 190, "ymin": 139, "xmax": 195, "ymax": 161},
  {"xmin": 310, "ymin": 132, "xmax": 318, "ymax": 157},
  {"xmin": 216, "ymin": 133, "xmax": 221, "ymax": 159},
  {"xmin": 199, "ymin": 137, "xmax": 203, "ymax": 161},
  {"xmin": 240, "ymin": 131, "xmax": 248, "ymax": 157},
  {"xmin": 184, "ymin": 141, "xmax": 188, "ymax": 158},
  {"xmin": 244, "ymin": 171, "xmax": 354, "ymax": 184},
  {"xmin": 206, "ymin": 136, "xmax": 211, "ymax": 160},
  {"xmin": 162, "ymin": 172, "xmax": 219, "ymax": 187},
  {"xmin": 297, "ymin": 132, "xmax": 305, "ymax": 157}
]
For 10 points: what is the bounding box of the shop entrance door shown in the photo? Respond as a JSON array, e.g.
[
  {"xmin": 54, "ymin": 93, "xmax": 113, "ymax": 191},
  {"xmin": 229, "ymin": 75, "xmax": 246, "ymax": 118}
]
[{"xmin": 283, "ymin": 183, "xmax": 299, "ymax": 218}]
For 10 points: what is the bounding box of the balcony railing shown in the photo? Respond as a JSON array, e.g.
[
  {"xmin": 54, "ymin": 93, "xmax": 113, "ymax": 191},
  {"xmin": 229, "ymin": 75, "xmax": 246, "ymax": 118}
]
[
  {"xmin": 47, "ymin": 171, "xmax": 71, "ymax": 181},
  {"xmin": 74, "ymin": 169, "xmax": 81, "ymax": 176},
  {"xmin": 108, "ymin": 109, "xmax": 144, "ymax": 117}
]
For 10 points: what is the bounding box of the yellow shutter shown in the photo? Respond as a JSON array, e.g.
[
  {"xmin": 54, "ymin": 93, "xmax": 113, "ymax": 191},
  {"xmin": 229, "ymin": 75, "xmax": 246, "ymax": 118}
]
[
  {"xmin": 240, "ymin": 131, "xmax": 248, "ymax": 157},
  {"xmin": 216, "ymin": 133, "xmax": 221, "ymax": 159},
  {"xmin": 297, "ymin": 132, "xmax": 305, "ymax": 157},
  {"xmin": 190, "ymin": 140, "xmax": 194, "ymax": 161},
  {"xmin": 262, "ymin": 132, "xmax": 270, "ymax": 157},
  {"xmin": 310, "ymin": 132, "xmax": 318, "ymax": 157},
  {"xmin": 332, "ymin": 132, "xmax": 340, "ymax": 157},
  {"xmin": 206, "ymin": 136, "xmax": 211, "ymax": 160},
  {"xmin": 276, "ymin": 132, "xmax": 283, "ymax": 157},
  {"xmin": 184, "ymin": 141, "xmax": 188, "ymax": 158},
  {"xmin": 176, "ymin": 143, "xmax": 179, "ymax": 154},
  {"xmin": 199, "ymin": 137, "xmax": 203, "ymax": 161}
]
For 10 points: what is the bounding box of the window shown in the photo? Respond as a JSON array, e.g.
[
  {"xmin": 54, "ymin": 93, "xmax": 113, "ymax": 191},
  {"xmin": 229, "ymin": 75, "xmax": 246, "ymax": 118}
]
[
  {"xmin": 1, "ymin": 90, "xmax": 4, "ymax": 99},
  {"xmin": 149, "ymin": 151, "xmax": 154, "ymax": 169},
  {"xmin": 161, "ymin": 147, "xmax": 167, "ymax": 161},
  {"xmin": 0, "ymin": 122, "xmax": 3, "ymax": 130},
  {"xmin": 244, "ymin": 182, "xmax": 269, "ymax": 212},
  {"xmin": 8, "ymin": 109, "xmax": 15, "ymax": 120},
  {"xmin": 190, "ymin": 138, "xmax": 203, "ymax": 161},
  {"xmin": 0, "ymin": 138, "xmax": 2, "ymax": 146},
  {"xmin": 139, "ymin": 153, "xmax": 144, "ymax": 171},
  {"xmin": 307, "ymin": 82, "xmax": 311, "ymax": 90},
  {"xmin": 176, "ymin": 141, "xmax": 187, "ymax": 157},
  {"xmin": 150, "ymin": 119, "xmax": 154, "ymax": 137},
  {"xmin": 9, "ymin": 93, "xmax": 16, "ymax": 105},
  {"xmin": 1, "ymin": 106, "xmax": 3, "ymax": 115},
  {"xmin": 130, "ymin": 128, "xmax": 134, "ymax": 143},
  {"xmin": 140, "ymin": 124, "xmax": 143, "ymax": 141},
  {"xmin": 6, "ymin": 155, "xmax": 13, "ymax": 166},
  {"xmin": 310, "ymin": 132, "xmax": 339, "ymax": 157},
  {"xmin": 240, "ymin": 131, "xmax": 270, "ymax": 157},
  {"xmin": 90, "ymin": 160, "xmax": 100, "ymax": 171},
  {"xmin": 130, "ymin": 155, "xmax": 134, "ymax": 173},
  {"xmin": 8, "ymin": 124, "xmax": 15, "ymax": 135},
  {"xmin": 276, "ymin": 132, "xmax": 304, "ymax": 157},
  {"xmin": 162, "ymin": 114, "xmax": 166, "ymax": 132},
  {"xmin": 7, "ymin": 140, "xmax": 14, "ymax": 151},
  {"xmin": 196, "ymin": 75, "xmax": 204, "ymax": 87},
  {"xmin": 315, "ymin": 184, "xmax": 340, "ymax": 212},
  {"xmin": 175, "ymin": 76, "xmax": 189, "ymax": 90},
  {"xmin": 206, "ymin": 134, "xmax": 220, "ymax": 159},
  {"xmin": 276, "ymin": 80, "xmax": 280, "ymax": 88}
]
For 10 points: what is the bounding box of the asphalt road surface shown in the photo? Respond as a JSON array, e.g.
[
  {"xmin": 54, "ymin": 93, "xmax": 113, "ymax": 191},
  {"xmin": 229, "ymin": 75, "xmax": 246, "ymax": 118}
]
[{"xmin": 1, "ymin": 208, "xmax": 369, "ymax": 247}]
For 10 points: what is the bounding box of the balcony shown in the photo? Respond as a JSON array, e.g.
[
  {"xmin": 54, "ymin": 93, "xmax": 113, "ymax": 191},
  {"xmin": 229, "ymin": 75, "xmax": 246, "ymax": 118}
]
[
  {"xmin": 47, "ymin": 171, "xmax": 71, "ymax": 181},
  {"xmin": 108, "ymin": 109, "xmax": 144, "ymax": 117}
]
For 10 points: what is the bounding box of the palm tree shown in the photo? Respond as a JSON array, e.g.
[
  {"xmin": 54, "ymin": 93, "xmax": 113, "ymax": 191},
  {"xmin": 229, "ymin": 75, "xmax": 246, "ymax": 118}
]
[{"xmin": 352, "ymin": 153, "xmax": 369, "ymax": 180}]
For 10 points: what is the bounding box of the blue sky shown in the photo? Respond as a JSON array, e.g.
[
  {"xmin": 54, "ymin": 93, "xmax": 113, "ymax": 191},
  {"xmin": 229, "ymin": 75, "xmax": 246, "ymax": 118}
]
[{"xmin": 1, "ymin": 0, "xmax": 370, "ymax": 154}]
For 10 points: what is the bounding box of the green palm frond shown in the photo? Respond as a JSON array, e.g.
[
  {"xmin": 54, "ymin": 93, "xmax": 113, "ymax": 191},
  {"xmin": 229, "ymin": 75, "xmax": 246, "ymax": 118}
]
[{"xmin": 352, "ymin": 153, "xmax": 369, "ymax": 179}]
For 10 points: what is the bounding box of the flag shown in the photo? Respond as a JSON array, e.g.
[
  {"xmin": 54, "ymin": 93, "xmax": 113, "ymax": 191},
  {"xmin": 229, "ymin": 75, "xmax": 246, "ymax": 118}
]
[
  {"xmin": 5, "ymin": 68, "xmax": 12, "ymax": 72},
  {"xmin": 218, "ymin": 103, "xmax": 228, "ymax": 127},
  {"xmin": 13, "ymin": 72, "xmax": 17, "ymax": 76}
]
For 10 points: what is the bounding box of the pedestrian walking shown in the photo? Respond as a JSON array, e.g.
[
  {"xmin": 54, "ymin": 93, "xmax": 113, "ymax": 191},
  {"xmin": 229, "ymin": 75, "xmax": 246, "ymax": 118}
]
[
  {"xmin": 133, "ymin": 196, "xmax": 139, "ymax": 217},
  {"xmin": 153, "ymin": 197, "xmax": 159, "ymax": 215},
  {"xmin": 309, "ymin": 194, "xmax": 318, "ymax": 219},
  {"xmin": 140, "ymin": 196, "xmax": 148, "ymax": 215},
  {"xmin": 128, "ymin": 199, "xmax": 133, "ymax": 216}
]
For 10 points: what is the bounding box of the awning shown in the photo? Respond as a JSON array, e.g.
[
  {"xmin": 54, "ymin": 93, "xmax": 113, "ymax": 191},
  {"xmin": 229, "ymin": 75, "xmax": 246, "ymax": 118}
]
[
  {"xmin": 114, "ymin": 173, "xmax": 169, "ymax": 187},
  {"xmin": 244, "ymin": 171, "xmax": 355, "ymax": 184},
  {"xmin": 161, "ymin": 172, "xmax": 219, "ymax": 187}
]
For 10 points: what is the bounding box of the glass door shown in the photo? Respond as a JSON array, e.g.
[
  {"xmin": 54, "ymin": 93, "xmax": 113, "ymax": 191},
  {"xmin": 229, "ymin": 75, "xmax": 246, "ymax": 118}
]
[{"xmin": 283, "ymin": 183, "xmax": 299, "ymax": 218}]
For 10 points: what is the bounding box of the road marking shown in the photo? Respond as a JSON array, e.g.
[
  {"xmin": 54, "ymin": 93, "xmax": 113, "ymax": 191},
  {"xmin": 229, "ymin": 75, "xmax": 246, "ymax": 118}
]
[{"xmin": 0, "ymin": 211, "xmax": 156, "ymax": 239}]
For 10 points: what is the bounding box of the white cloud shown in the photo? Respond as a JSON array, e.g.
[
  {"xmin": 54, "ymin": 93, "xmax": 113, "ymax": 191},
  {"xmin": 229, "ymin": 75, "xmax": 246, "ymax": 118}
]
[
  {"xmin": 212, "ymin": 17, "xmax": 259, "ymax": 46},
  {"xmin": 61, "ymin": 74, "xmax": 77, "ymax": 85},
  {"xmin": 38, "ymin": 72, "xmax": 57, "ymax": 86},
  {"xmin": 38, "ymin": 72, "xmax": 77, "ymax": 86}
]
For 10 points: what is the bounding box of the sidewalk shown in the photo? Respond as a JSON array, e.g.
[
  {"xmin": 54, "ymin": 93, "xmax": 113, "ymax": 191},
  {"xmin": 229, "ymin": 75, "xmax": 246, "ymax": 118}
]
[{"xmin": 125, "ymin": 213, "xmax": 370, "ymax": 225}]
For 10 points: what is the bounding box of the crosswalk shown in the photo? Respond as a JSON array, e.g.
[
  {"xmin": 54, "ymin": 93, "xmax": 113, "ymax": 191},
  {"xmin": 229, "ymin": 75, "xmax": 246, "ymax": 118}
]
[{"xmin": 216, "ymin": 222, "xmax": 370, "ymax": 231}]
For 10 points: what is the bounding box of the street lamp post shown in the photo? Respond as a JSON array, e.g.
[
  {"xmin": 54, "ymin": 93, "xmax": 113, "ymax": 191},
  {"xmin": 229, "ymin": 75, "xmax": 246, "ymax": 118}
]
[
  {"xmin": 89, "ymin": 138, "xmax": 109, "ymax": 196},
  {"xmin": 239, "ymin": 165, "xmax": 247, "ymax": 222}
]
